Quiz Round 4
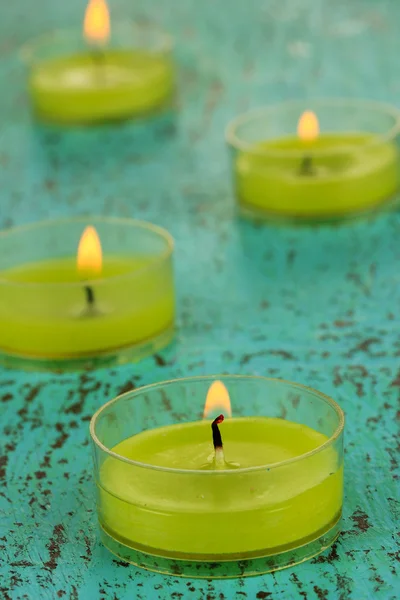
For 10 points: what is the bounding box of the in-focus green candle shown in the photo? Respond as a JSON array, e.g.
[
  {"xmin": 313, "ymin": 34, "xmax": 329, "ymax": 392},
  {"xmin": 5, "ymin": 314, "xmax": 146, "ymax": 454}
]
[
  {"xmin": 91, "ymin": 376, "xmax": 345, "ymax": 576},
  {"xmin": 97, "ymin": 416, "xmax": 342, "ymax": 558}
]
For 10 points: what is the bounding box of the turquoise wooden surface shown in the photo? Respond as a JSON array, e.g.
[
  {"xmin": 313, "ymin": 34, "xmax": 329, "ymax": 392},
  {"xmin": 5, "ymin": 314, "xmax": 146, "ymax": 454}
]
[{"xmin": 0, "ymin": 1, "xmax": 399, "ymax": 598}]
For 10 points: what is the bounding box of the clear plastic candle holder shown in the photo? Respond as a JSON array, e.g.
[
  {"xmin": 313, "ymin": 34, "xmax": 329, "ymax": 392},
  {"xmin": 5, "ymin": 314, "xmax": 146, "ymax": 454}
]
[
  {"xmin": 20, "ymin": 23, "xmax": 175, "ymax": 125},
  {"xmin": 90, "ymin": 375, "xmax": 345, "ymax": 578},
  {"xmin": 226, "ymin": 98, "xmax": 400, "ymax": 222},
  {"xmin": 0, "ymin": 217, "xmax": 175, "ymax": 371}
]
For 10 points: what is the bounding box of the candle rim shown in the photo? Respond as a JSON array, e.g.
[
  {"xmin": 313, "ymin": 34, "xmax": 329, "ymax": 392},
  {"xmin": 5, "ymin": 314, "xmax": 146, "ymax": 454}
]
[
  {"xmin": 225, "ymin": 98, "xmax": 400, "ymax": 158},
  {"xmin": 0, "ymin": 216, "xmax": 174, "ymax": 288},
  {"xmin": 90, "ymin": 374, "xmax": 345, "ymax": 475},
  {"xmin": 19, "ymin": 22, "xmax": 174, "ymax": 64}
]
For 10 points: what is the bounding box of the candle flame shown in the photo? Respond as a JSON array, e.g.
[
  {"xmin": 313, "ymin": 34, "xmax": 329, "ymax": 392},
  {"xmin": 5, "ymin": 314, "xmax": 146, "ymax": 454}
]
[
  {"xmin": 84, "ymin": 0, "xmax": 110, "ymax": 45},
  {"xmin": 77, "ymin": 226, "xmax": 103, "ymax": 277},
  {"xmin": 203, "ymin": 381, "xmax": 232, "ymax": 419},
  {"xmin": 297, "ymin": 111, "xmax": 319, "ymax": 142}
]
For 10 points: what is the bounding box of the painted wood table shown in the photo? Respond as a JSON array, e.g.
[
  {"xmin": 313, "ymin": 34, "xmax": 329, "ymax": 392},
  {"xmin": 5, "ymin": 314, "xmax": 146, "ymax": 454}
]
[{"xmin": 0, "ymin": 0, "xmax": 399, "ymax": 598}]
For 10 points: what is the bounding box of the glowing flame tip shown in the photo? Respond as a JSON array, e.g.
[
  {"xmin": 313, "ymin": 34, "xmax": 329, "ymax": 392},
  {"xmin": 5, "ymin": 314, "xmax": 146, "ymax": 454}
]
[
  {"xmin": 203, "ymin": 381, "xmax": 232, "ymax": 419},
  {"xmin": 77, "ymin": 225, "xmax": 103, "ymax": 276},
  {"xmin": 297, "ymin": 110, "xmax": 319, "ymax": 142},
  {"xmin": 84, "ymin": 0, "xmax": 110, "ymax": 45}
]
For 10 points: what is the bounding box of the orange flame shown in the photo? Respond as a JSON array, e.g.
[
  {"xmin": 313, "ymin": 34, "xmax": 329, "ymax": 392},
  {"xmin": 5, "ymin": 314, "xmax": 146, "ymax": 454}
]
[
  {"xmin": 84, "ymin": 0, "xmax": 110, "ymax": 45},
  {"xmin": 77, "ymin": 226, "xmax": 103, "ymax": 277},
  {"xmin": 203, "ymin": 381, "xmax": 232, "ymax": 419},
  {"xmin": 297, "ymin": 111, "xmax": 319, "ymax": 142}
]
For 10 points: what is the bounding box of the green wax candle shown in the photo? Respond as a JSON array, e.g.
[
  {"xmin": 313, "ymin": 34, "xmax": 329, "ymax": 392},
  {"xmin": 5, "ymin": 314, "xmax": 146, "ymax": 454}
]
[
  {"xmin": 97, "ymin": 417, "xmax": 342, "ymax": 558},
  {"xmin": 0, "ymin": 218, "xmax": 174, "ymax": 367},
  {"xmin": 23, "ymin": 7, "xmax": 175, "ymax": 125},
  {"xmin": 29, "ymin": 50, "xmax": 174, "ymax": 124},
  {"xmin": 235, "ymin": 133, "xmax": 399, "ymax": 218},
  {"xmin": 0, "ymin": 255, "xmax": 174, "ymax": 359}
]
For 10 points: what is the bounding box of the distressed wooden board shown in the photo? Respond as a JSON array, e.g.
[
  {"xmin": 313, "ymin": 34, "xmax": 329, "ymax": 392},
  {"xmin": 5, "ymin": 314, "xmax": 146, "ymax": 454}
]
[{"xmin": 0, "ymin": 0, "xmax": 399, "ymax": 598}]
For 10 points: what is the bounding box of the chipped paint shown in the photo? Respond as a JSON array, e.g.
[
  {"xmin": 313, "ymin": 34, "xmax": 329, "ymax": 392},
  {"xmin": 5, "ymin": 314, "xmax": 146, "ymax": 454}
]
[{"xmin": 0, "ymin": 0, "xmax": 400, "ymax": 598}]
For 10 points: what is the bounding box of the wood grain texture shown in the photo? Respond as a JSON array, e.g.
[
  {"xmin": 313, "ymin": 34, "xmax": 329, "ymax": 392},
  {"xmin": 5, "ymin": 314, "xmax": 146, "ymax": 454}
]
[{"xmin": 0, "ymin": 0, "xmax": 399, "ymax": 598}]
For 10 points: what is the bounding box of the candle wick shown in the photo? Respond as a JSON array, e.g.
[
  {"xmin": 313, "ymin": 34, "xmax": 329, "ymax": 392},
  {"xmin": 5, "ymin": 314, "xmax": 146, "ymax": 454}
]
[
  {"xmin": 84, "ymin": 284, "xmax": 96, "ymax": 307},
  {"xmin": 212, "ymin": 414, "xmax": 224, "ymax": 450},
  {"xmin": 79, "ymin": 283, "xmax": 102, "ymax": 319},
  {"xmin": 212, "ymin": 414, "xmax": 226, "ymax": 467},
  {"xmin": 299, "ymin": 155, "xmax": 315, "ymax": 176}
]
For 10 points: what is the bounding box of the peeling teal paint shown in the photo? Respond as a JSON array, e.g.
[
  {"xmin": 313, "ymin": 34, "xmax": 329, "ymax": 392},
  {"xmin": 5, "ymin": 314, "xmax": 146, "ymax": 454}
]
[{"xmin": 0, "ymin": 1, "xmax": 399, "ymax": 598}]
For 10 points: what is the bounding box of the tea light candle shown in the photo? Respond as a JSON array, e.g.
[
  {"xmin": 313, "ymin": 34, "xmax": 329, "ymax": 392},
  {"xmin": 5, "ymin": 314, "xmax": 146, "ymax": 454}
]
[
  {"xmin": 226, "ymin": 100, "xmax": 400, "ymax": 220},
  {"xmin": 21, "ymin": 0, "xmax": 175, "ymax": 125},
  {"xmin": 0, "ymin": 217, "xmax": 174, "ymax": 369},
  {"xmin": 91, "ymin": 377, "xmax": 344, "ymax": 577}
]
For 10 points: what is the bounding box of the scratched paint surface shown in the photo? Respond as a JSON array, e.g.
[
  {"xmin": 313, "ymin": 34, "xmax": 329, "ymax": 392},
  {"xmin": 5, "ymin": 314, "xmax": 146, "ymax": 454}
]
[{"xmin": 0, "ymin": 0, "xmax": 399, "ymax": 598}]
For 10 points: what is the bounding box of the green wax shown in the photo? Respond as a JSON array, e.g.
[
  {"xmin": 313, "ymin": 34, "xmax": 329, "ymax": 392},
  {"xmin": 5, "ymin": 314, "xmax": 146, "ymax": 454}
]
[
  {"xmin": 29, "ymin": 50, "xmax": 175, "ymax": 124},
  {"xmin": 235, "ymin": 133, "xmax": 399, "ymax": 217},
  {"xmin": 0, "ymin": 255, "xmax": 174, "ymax": 357},
  {"xmin": 98, "ymin": 417, "xmax": 343, "ymax": 558}
]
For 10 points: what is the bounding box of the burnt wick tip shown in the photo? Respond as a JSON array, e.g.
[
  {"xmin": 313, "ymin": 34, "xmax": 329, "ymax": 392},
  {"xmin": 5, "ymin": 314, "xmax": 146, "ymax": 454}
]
[{"xmin": 212, "ymin": 414, "xmax": 224, "ymax": 449}]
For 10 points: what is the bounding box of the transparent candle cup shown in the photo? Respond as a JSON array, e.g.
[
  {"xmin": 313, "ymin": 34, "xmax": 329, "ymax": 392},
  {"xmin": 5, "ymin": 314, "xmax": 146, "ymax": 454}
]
[
  {"xmin": 90, "ymin": 375, "xmax": 344, "ymax": 578},
  {"xmin": 0, "ymin": 217, "xmax": 175, "ymax": 371},
  {"xmin": 20, "ymin": 23, "xmax": 175, "ymax": 125},
  {"xmin": 226, "ymin": 99, "xmax": 400, "ymax": 222}
]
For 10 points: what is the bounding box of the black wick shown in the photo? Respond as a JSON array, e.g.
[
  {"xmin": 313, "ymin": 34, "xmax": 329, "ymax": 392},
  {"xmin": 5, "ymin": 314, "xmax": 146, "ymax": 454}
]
[
  {"xmin": 84, "ymin": 284, "xmax": 96, "ymax": 308},
  {"xmin": 212, "ymin": 414, "xmax": 224, "ymax": 450},
  {"xmin": 299, "ymin": 155, "xmax": 315, "ymax": 176}
]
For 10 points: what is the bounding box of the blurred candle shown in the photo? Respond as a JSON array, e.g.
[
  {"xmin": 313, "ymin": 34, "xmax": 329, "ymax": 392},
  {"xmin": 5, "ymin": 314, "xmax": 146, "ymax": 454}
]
[
  {"xmin": 227, "ymin": 101, "xmax": 400, "ymax": 219},
  {"xmin": 0, "ymin": 218, "xmax": 175, "ymax": 368},
  {"xmin": 24, "ymin": 0, "xmax": 175, "ymax": 124}
]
